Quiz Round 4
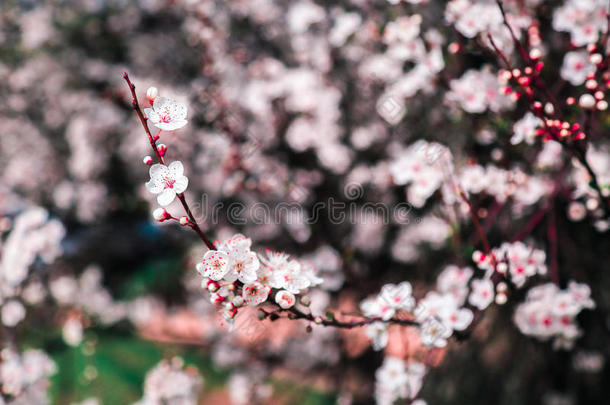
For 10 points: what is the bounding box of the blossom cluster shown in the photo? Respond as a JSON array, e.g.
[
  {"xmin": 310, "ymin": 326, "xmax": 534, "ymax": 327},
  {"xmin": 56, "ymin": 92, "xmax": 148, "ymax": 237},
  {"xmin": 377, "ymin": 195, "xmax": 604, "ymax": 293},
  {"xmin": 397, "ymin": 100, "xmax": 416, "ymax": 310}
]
[
  {"xmin": 197, "ymin": 234, "xmax": 323, "ymax": 324},
  {"xmin": 134, "ymin": 357, "xmax": 203, "ymax": 405},
  {"xmin": 375, "ymin": 357, "xmax": 427, "ymax": 405},
  {"xmin": 0, "ymin": 348, "xmax": 56, "ymax": 404},
  {"xmin": 514, "ymin": 282, "xmax": 595, "ymax": 349},
  {"xmin": 474, "ymin": 241, "xmax": 547, "ymax": 287},
  {"xmin": 0, "ymin": 207, "xmax": 65, "ymax": 328}
]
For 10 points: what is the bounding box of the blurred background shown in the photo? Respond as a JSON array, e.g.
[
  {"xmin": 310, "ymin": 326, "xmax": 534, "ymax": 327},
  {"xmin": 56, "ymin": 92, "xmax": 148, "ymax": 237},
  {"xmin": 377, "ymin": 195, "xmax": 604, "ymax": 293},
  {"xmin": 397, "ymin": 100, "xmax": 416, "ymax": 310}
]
[{"xmin": 0, "ymin": 0, "xmax": 609, "ymax": 404}]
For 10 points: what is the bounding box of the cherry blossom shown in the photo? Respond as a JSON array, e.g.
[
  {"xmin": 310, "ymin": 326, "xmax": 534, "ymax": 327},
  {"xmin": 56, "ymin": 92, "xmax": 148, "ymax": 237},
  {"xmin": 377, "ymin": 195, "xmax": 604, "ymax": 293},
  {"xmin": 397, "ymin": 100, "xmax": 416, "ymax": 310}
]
[
  {"xmin": 553, "ymin": 0, "xmax": 608, "ymax": 46},
  {"xmin": 242, "ymin": 282, "xmax": 270, "ymax": 306},
  {"xmin": 511, "ymin": 112, "xmax": 543, "ymax": 145},
  {"xmin": 198, "ymin": 251, "xmax": 230, "ymax": 281},
  {"xmin": 135, "ymin": 357, "xmax": 203, "ymax": 405},
  {"xmin": 375, "ymin": 357, "xmax": 427, "ymax": 405},
  {"xmin": 144, "ymin": 96, "xmax": 188, "ymax": 131},
  {"xmin": 145, "ymin": 161, "xmax": 189, "ymax": 206},
  {"xmin": 560, "ymin": 51, "xmax": 595, "ymax": 86},
  {"xmin": 379, "ymin": 282, "xmax": 416, "ymax": 314},
  {"xmin": 469, "ymin": 278, "xmax": 495, "ymax": 310},
  {"xmin": 514, "ymin": 282, "xmax": 595, "ymax": 349}
]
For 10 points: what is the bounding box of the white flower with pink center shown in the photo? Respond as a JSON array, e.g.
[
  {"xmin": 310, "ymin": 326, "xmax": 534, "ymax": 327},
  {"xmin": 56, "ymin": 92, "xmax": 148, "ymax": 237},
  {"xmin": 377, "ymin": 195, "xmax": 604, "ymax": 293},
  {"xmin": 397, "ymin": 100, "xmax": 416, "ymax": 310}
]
[
  {"xmin": 144, "ymin": 96, "xmax": 188, "ymax": 131},
  {"xmin": 145, "ymin": 161, "xmax": 189, "ymax": 206},
  {"xmin": 198, "ymin": 251, "xmax": 230, "ymax": 281},
  {"xmin": 511, "ymin": 112, "xmax": 543, "ymax": 145},
  {"xmin": 560, "ymin": 51, "xmax": 595, "ymax": 86},
  {"xmin": 438, "ymin": 304, "xmax": 473, "ymax": 331},
  {"xmin": 469, "ymin": 278, "xmax": 495, "ymax": 310},
  {"xmin": 514, "ymin": 281, "xmax": 595, "ymax": 349},
  {"xmin": 436, "ymin": 265, "xmax": 473, "ymax": 305},
  {"xmin": 379, "ymin": 282, "xmax": 416, "ymax": 314},
  {"xmin": 275, "ymin": 290, "xmax": 296, "ymax": 309},
  {"xmin": 419, "ymin": 317, "xmax": 452, "ymax": 347},
  {"xmin": 223, "ymin": 240, "xmax": 260, "ymax": 284},
  {"xmin": 260, "ymin": 250, "xmax": 311, "ymax": 293},
  {"xmin": 242, "ymin": 282, "xmax": 270, "ymax": 306},
  {"xmin": 360, "ymin": 295, "xmax": 397, "ymax": 321}
]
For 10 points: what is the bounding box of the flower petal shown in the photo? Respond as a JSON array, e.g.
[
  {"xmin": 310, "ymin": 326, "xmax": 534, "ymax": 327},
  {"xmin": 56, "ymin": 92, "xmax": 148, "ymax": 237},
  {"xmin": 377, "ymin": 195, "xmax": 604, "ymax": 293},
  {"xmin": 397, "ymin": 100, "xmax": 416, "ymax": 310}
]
[
  {"xmin": 168, "ymin": 161, "xmax": 184, "ymax": 178},
  {"xmin": 145, "ymin": 179, "xmax": 164, "ymax": 194},
  {"xmin": 157, "ymin": 188, "xmax": 176, "ymax": 206},
  {"xmin": 149, "ymin": 164, "xmax": 168, "ymax": 178},
  {"xmin": 173, "ymin": 176, "xmax": 188, "ymax": 194}
]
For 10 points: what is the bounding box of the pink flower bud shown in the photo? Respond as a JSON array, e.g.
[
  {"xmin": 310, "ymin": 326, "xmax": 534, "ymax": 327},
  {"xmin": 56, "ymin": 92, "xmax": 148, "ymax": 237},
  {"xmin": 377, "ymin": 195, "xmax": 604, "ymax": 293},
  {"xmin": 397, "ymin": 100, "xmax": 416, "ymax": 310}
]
[
  {"xmin": 152, "ymin": 208, "xmax": 168, "ymax": 222},
  {"xmin": 579, "ymin": 94, "xmax": 596, "ymax": 109},
  {"xmin": 146, "ymin": 86, "xmax": 158, "ymax": 104},
  {"xmin": 529, "ymin": 48, "xmax": 541, "ymax": 60},
  {"xmin": 585, "ymin": 79, "xmax": 597, "ymax": 90},
  {"xmin": 590, "ymin": 53, "xmax": 603, "ymax": 65},
  {"xmin": 597, "ymin": 100, "xmax": 608, "ymax": 111},
  {"xmin": 157, "ymin": 144, "xmax": 167, "ymax": 156},
  {"xmin": 143, "ymin": 155, "xmax": 153, "ymax": 165},
  {"xmin": 496, "ymin": 262, "xmax": 508, "ymax": 274}
]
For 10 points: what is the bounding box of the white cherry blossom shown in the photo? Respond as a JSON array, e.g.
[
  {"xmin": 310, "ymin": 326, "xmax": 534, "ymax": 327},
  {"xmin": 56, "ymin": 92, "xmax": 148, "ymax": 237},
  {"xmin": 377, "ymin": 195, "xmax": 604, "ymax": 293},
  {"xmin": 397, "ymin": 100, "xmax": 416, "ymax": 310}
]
[
  {"xmin": 242, "ymin": 282, "xmax": 270, "ymax": 306},
  {"xmin": 469, "ymin": 278, "xmax": 495, "ymax": 310},
  {"xmin": 144, "ymin": 96, "xmax": 188, "ymax": 131},
  {"xmin": 145, "ymin": 161, "xmax": 189, "ymax": 206}
]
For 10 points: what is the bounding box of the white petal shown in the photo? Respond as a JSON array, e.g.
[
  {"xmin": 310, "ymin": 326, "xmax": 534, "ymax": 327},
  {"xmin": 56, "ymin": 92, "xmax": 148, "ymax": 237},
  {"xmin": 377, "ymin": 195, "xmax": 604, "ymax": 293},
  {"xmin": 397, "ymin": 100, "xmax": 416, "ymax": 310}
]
[
  {"xmin": 143, "ymin": 108, "xmax": 158, "ymax": 122},
  {"xmin": 170, "ymin": 101, "xmax": 187, "ymax": 120},
  {"xmin": 155, "ymin": 119, "xmax": 188, "ymax": 131},
  {"xmin": 153, "ymin": 96, "xmax": 169, "ymax": 110},
  {"xmin": 149, "ymin": 164, "xmax": 168, "ymax": 179},
  {"xmin": 168, "ymin": 161, "xmax": 184, "ymax": 178},
  {"xmin": 157, "ymin": 188, "xmax": 176, "ymax": 206},
  {"xmin": 173, "ymin": 176, "xmax": 188, "ymax": 194},
  {"xmin": 145, "ymin": 179, "xmax": 164, "ymax": 194}
]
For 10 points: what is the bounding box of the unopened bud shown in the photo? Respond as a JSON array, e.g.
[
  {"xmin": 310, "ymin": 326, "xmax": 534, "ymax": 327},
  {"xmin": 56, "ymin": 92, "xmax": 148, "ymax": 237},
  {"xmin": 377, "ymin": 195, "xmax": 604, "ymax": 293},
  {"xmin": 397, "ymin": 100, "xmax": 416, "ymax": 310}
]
[
  {"xmin": 143, "ymin": 155, "xmax": 153, "ymax": 165},
  {"xmin": 152, "ymin": 208, "xmax": 168, "ymax": 222},
  {"xmin": 495, "ymin": 292, "xmax": 508, "ymax": 305},
  {"xmin": 179, "ymin": 216, "xmax": 189, "ymax": 226},
  {"xmin": 597, "ymin": 100, "xmax": 608, "ymax": 111},
  {"xmin": 585, "ymin": 79, "xmax": 597, "ymax": 90},
  {"xmin": 146, "ymin": 86, "xmax": 158, "ymax": 104},
  {"xmin": 157, "ymin": 144, "xmax": 167, "ymax": 156},
  {"xmin": 472, "ymin": 250, "xmax": 485, "ymax": 263},
  {"xmin": 579, "ymin": 94, "xmax": 596, "ymax": 109},
  {"xmin": 496, "ymin": 262, "xmax": 508, "ymax": 274},
  {"xmin": 529, "ymin": 48, "xmax": 541, "ymax": 60},
  {"xmin": 590, "ymin": 53, "xmax": 603, "ymax": 65}
]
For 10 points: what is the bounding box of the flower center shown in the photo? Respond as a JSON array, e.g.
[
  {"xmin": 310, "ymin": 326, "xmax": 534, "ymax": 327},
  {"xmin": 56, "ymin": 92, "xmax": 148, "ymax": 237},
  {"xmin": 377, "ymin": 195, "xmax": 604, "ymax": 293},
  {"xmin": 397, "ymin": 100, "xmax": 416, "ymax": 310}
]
[{"xmin": 163, "ymin": 176, "xmax": 175, "ymax": 189}]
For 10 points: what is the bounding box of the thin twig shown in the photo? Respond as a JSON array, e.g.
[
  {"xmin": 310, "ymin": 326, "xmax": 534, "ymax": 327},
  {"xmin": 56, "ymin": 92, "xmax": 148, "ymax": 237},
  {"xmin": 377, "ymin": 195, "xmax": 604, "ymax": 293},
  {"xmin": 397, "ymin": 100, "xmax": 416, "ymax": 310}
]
[{"xmin": 122, "ymin": 72, "xmax": 216, "ymax": 251}]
